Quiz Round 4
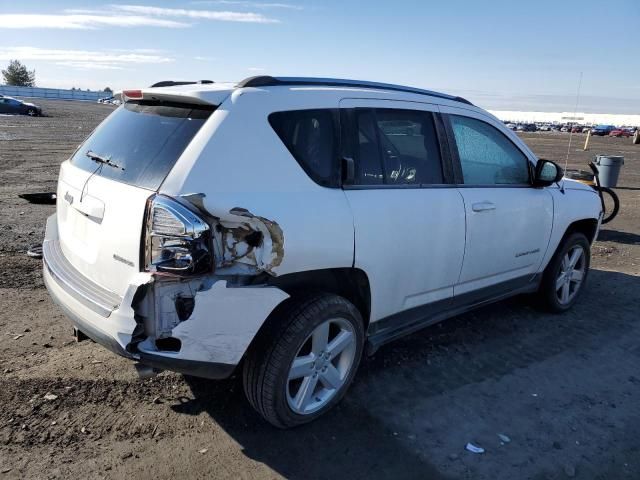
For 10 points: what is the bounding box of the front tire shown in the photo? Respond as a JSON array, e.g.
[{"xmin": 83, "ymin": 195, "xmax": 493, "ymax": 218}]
[
  {"xmin": 26, "ymin": 108, "xmax": 36, "ymax": 116},
  {"xmin": 243, "ymin": 294, "xmax": 364, "ymax": 428},
  {"xmin": 538, "ymin": 232, "xmax": 590, "ymax": 312}
]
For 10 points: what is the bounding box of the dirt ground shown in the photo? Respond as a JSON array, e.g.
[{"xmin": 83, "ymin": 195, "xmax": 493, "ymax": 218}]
[{"xmin": 1, "ymin": 100, "xmax": 639, "ymax": 480}]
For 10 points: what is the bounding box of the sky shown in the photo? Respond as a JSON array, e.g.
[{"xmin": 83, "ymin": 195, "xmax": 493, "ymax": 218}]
[{"xmin": 0, "ymin": 0, "xmax": 638, "ymax": 113}]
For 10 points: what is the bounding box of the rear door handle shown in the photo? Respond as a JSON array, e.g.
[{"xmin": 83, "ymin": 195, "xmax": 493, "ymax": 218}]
[{"xmin": 472, "ymin": 201, "xmax": 496, "ymax": 212}]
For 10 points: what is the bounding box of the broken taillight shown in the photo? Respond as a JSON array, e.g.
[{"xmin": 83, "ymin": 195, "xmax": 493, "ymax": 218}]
[{"xmin": 144, "ymin": 195, "xmax": 212, "ymax": 275}]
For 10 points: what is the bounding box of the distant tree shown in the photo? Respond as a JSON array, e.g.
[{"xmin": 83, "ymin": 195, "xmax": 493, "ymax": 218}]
[
  {"xmin": 104, "ymin": 87, "xmax": 113, "ymax": 94},
  {"xmin": 1, "ymin": 60, "xmax": 36, "ymax": 87},
  {"xmin": 71, "ymin": 87, "xmax": 76, "ymax": 91}
]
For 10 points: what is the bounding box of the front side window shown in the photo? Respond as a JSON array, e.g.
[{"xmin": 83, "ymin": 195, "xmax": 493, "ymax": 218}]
[
  {"xmin": 450, "ymin": 115, "xmax": 530, "ymax": 185},
  {"xmin": 354, "ymin": 108, "xmax": 443, "ymax": 186},
  {"xmin": 269, "ymin": 109, "xmax": 338, "ymax": 187}
]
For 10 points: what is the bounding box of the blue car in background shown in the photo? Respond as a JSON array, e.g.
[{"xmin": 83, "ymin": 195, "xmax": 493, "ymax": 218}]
[
  {"xmin": 591, "ymin": 125, "xmax": 616, "ymax": 136},
  {"xmin": 0, "ymin": 95, "xmax": 42, "ymax": 116}
]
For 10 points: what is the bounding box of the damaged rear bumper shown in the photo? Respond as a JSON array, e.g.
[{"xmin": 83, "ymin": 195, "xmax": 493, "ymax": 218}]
[
  {"xmin": 43, "ymin": 259, "xmax": 141, "ymax": 359},
  {"xmin": 43, "ymin": 216, "xmax": 142, "ymax": 360},
  {"xmin": 43, "ymin": 214, "xmax": 289, "ymax": 380}
]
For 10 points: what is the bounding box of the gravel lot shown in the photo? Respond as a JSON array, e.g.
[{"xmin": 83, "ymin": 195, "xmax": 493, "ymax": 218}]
[{"xmin": 1, "ymin": 100, "xmax": 639, "ymax": 480}]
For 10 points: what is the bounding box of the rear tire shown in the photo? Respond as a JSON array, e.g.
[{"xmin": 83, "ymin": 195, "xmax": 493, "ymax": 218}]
[
  {"xmin": 243, "ymin": 294, "xmax": 364, "ymax": 428},
  {"xmin": 538, "ymin": 232, "xmax": 590, "ymax": 313}
]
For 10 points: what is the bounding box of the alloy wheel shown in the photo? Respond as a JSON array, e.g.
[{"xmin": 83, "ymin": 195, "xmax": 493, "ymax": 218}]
[
  {"xmin": 555, "ymin": 245, "xmax": 585, "ymax": 305},
  {"xmin": 286, "ymin": 317, "xmax": 357, "ymax": 415}
]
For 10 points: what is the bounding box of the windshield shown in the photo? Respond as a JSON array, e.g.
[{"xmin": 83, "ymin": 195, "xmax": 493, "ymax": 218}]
[{"xmin": 69, "ymin": 100, "xmax": 215, "ymax": 190}]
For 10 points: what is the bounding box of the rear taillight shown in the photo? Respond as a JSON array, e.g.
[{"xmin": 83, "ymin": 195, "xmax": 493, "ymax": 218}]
[
  {"xmin": 144, "ymin": 195, "xmax": 212, "ymax": 275},
  {"xmin": 123, "ymin": 89, "xmax": 143, "ymax": 100}
]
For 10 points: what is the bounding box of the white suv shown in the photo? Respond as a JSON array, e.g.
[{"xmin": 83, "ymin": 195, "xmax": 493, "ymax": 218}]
[{"xmin": 43, "ymin": 76, "xmax": 602, "ymax": 427}]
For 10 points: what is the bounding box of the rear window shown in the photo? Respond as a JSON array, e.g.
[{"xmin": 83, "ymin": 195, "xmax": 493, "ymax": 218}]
[{"xmin": 70, "ymin": 101, "xmax": 214, "ymax": 190}]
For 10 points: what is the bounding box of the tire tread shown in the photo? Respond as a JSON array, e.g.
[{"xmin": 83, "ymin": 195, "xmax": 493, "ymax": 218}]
[
  {"xmin": 243, "ymin": 293, "xmax": 363, "ymax": 428},
  {"xmin": 538, "ymin": 232, "xmax": 590, "ymax": 313}
]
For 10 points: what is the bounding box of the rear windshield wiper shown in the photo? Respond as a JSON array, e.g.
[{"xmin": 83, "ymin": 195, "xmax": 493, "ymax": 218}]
[{"xmin": 86, "ymin": 150, "xmax": 124, "ymax": 170}]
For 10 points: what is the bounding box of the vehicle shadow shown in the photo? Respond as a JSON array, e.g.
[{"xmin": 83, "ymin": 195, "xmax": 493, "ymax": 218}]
[
  {"xmin": 176, "ymin": 269, "xmax": 639, "ymax": 480},
  {"xmin": 176, "ymin": 375, "xmax": 449, "ymax": 480},
  {"xmin": 355, "ymin": 269, "xmax": 640, "ymax": 394},
  {"xmin": 597, "ymin": 229, "xmax": 640, "ymax": 245}
]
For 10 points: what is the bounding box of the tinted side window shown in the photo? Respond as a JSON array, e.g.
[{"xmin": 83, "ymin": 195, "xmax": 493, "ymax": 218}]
[
  {"xmin": 269, "ymin": 109, "xmax": 338, "ymax": 187},
  {"xmin": 450, "ymin": 115, "xmax": 530, "ymax": 185},
  {"xmin": 354, "ymin": 108, "xmax": 443, "ymax": 186}
]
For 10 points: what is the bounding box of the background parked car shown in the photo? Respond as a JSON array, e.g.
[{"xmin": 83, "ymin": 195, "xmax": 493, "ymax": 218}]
[
  {"xmin": 0, "ymin": 95, "xmax": 42, "ymax": 116},
  {"xmin": 609, "ymin": 128, "xmax": 633, "ymax": 137},
  {"xmin": 517, "ymin": 123, "xmax": 537, "ymax": 132},
  {"xmin": 591, "ymin": 125, "xmax": 616, "ymax": 136},
  {"xmin": 97, "ymin": 96, "xmax": 121, "ymax": 105}
]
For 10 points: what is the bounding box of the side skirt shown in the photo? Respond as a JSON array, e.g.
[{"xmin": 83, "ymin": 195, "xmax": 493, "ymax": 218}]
[{"xmin": 366, "ymin": 274, "xmax": 542, "ymax": 355}]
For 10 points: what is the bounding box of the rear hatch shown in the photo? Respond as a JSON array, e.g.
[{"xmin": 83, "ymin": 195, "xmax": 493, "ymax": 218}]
[{"xmin": 56, "ymin": 99, "xmax": 216, "ymax": 297}]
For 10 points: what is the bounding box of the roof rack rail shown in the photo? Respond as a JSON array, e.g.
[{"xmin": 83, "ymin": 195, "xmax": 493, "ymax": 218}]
[
  {"xmin": 150, "ymin": 80, "xmax": 214, "ymax": 88},
  {"xmin": 236, "ymin": 76, "xmax": 473, "ymax": 105}
]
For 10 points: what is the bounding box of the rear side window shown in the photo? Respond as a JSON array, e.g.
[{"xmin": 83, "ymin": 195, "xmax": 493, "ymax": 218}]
[
  {"xmin": 269, "ymin": 109, "xmax": 338, "ymax": 187},
  {"xmin": 70, "ymin": 101, "xmax": 214, "ymax": 190},
  {"xmin": 353, "ymin": 108, "xmax": 443, "ymax": 186},
  {"xmin": 449, "ymin": 115, "xmax": 530, "ymax": 185}
]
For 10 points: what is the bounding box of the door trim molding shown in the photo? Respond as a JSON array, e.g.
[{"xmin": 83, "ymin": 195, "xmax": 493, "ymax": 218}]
[{"xmin": 366, "ymin": 273, "xmax": 541, "ymax": 354}]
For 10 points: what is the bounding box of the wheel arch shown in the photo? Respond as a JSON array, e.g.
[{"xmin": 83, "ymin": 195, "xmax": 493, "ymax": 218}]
[
  {"xmin": 564, "ymin": 217, "xmax": 599, "ymax": 245},
  {"xmin": 267, "ymin": 267, "xmax": 372, "ymax": 328},
  {"xmin": 539, "ymin": 213, "xmax": 599, "ymax": 277},
  {"xmin": 240, "ymin": 268, "xmax": 372, "ymax": 368}
]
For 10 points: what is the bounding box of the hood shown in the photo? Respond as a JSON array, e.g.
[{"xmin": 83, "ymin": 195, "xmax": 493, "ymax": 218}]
[
  {"xmin": 22, "ymin": 102, "xmax": 39, "ymax": 108},
  {"xmin": 562, "ymin": 178, "xmax": 598, "ymax": 192}
]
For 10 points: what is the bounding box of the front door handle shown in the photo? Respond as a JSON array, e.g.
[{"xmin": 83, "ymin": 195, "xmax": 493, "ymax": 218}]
[{"xmin": 472, "ymin": 201, "xmax": 496, "ymax": 212}]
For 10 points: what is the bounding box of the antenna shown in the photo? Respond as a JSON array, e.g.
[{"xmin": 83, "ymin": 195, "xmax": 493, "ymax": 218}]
[{"xmin": 564, "ymin": 72, "xmax": 583, "ymax": 171}]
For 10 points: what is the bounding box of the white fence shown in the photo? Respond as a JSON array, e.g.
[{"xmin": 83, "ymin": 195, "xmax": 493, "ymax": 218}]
[{"xmin": 0, "ymin": 85, "xmax": 108, "ymax": 101}]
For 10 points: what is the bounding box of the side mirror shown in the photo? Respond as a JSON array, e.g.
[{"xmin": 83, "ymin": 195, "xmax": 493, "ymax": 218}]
[{"xmin": 534, "ymin": 159, "xmax": 563, "ymax": 187}]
